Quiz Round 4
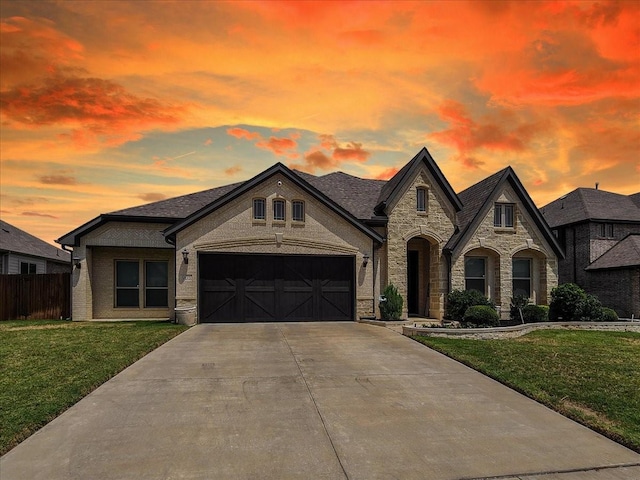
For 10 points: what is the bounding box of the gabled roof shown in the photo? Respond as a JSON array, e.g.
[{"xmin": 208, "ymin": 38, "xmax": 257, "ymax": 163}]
[
  {"xmin": 1, "ymin": 220, "xmax": 70, "ymax": 263},
  {"xmin": 163, "ymin": 163, "xmax": 384, "ymax": 243},
  {"xmin": 540, "ymin": 188, "xmax": 640, "ymax": 228},
  {"xmin": 586, "ymin": 234, "xmax": 640, "ymax": 270},
  {"xmin": 444, "ymin": 167, "xmax": 564, "ymax": 258},
  {"xmin": 376, "ymin": 147, "xmax": 463, "ymax": 213}
]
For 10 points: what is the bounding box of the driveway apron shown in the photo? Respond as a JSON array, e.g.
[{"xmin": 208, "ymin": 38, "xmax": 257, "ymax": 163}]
[{"xmin": 2, "ymin": 323, "xmax": 639, "ymax": 480}]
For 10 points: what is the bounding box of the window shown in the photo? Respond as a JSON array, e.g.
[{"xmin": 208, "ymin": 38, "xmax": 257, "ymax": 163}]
[
  {"xmin": 292, "ymin": 200, "xmax": 305, "ymax": 222},
  {"xmin": 253, "ymin": 198, "xmax": 266, "ymax": 220},
  {"xmin": 598, "ymin": 223, "xmax": 614, "ymax": 238},
  {"xmin": 20, "ymin": 262, "xmax": 37, "ymax": 274},
  {"xmin": 465, "ymin": 257, "xmax": 486, "ymax": 294},
  {"xmin": 115, "ymin": 261, "xmax": 139, "ymax": 307},
  {"xmin": 273, "ymin": 199, "xmax": 285, "ymax": 221},
  {"xmin": 512, "ymin": 258, "xmax": 531, "ymax": 298},
  {"xmin": 494, "ymin": 203, "xmax": 514, "ymax": 228},
  {"xmin": 416, "ymin": 187, "xmax": 427, "ymax": 212},
  {"xmin": 145, "ymin": 261, "xmax": 168, "ymax": 307}
]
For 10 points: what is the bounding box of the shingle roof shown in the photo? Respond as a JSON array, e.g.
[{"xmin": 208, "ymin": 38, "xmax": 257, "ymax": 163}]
[
  {"xmin": 1, "ymin": 220, "xmax": 71, "ymax": 263},
  {"xmin": 630, "ymin": 192, "xmax": 640, "ymax": 209},
  {"xmin": 586, "ymin": 234, "xmax": 640, "ymax": 270},
  {"xmin": 541, "ymin": 188, "xmax": 640, "ymax": 228}
]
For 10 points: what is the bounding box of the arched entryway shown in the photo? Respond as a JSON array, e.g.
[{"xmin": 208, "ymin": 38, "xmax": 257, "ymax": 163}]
[{"xmin": 406, "ymin": 236, "xmax": 441, "ymax": 318}]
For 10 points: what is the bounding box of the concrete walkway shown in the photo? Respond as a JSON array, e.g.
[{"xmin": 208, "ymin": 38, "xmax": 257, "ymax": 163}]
[{"xmin": 2, "ymin": 323, "xmax": 638, "ymax": 479}]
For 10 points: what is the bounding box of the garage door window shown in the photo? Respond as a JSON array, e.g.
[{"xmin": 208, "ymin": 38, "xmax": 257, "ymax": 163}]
[
  {"xmin": 116, "ymin": 261, "xmax": 140, "ymax": 307},
  {"xmin": 145, "ymin": 261, "xmax": 168, "ymax": 307}
]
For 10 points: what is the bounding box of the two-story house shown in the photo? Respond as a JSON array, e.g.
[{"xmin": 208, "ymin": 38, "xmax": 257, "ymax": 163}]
[
  {"xmin": 57, "ymin": 147, "xmax": 562, "ymax": 323},
  {"xmin": 541, "ymin": 188, "xmax": 640, "ymax": 318}
]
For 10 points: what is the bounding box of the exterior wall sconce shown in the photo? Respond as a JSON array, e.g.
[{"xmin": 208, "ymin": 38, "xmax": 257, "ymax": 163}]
[
  {"xmin": 182, "ymin": 249, "xmax": 189, "ymax": 264},
  {"xmin": 73, "ymin": 257, "xmax": 82, "ymax": 269},
  {"xmin": 362, "ymin": 252, "xmax": 370, "ymax": 267}
]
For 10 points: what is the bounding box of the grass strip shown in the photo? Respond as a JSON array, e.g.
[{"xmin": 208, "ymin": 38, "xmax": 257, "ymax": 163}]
[
  {"xmin": 412, "ymin": 329, "xmax": 640, "ymax": 452},
  {"xmin": 0, "ymin": 320, "xmax": 188, "ymax": 455}
]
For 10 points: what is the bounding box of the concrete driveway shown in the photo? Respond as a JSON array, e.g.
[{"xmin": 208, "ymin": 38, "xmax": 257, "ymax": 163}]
[{"xmin": 2, "ymin": 323, "xmax": 639, "ymax": 480}]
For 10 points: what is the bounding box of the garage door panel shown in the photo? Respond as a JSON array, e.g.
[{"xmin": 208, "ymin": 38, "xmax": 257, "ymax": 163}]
[{"xmin": 199, "ymin": 254, "xmax": 353, "ymax": 323}]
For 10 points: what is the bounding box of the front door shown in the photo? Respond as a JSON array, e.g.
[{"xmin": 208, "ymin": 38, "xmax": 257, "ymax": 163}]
[{"xmin": 407, "ymin": 250, "xmax": 419, "ymax": 316}]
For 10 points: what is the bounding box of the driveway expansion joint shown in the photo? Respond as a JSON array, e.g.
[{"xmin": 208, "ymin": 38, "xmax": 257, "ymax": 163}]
[{"xmin": 458, "ymin": 461, "xmax": 640, "ymax": 480}]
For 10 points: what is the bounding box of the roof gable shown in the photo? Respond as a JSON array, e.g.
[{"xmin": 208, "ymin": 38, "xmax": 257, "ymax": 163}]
[
  {"xmin": 163, "ymin": 163, "xmax": 384, "ymax": 243},
  {"xmin": 445, "ymin": 167, "xmax": 564, "ymax": 258},
  {"xmin": 1, "ymin": 220, "xmax": 70, "ymax": 263},
  {"xmin": 376, "ymin": 147, "xmax": 462, "ymax": 214}
]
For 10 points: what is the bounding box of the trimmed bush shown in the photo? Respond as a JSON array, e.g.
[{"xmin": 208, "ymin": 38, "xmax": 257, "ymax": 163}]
[
  {"xmin": 601, "ymin": 307, "xmax": 619, "ymax": 322},
  {"xmin": 446, "ymin": 290, "xmax": 493, "ymax": 321},
  {"xmin": 549, "ymin": 283, "xmax": 604, "ymax": 322},
  {"xmin": 462, "ymin": 305, "xmax": 500, "ymax": 327},
  {"xmin": 522, "ymin": 304, "xmax": 548, "ymax": 323},
  {"xmin": 379, "ymin": 284, "xmax": 403, "ymax": 320}
]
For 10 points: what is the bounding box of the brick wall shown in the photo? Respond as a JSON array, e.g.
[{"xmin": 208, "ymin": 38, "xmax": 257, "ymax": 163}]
[{"xmin": 585, "ymin": 267, "xmax": 640, "ymax": 318}]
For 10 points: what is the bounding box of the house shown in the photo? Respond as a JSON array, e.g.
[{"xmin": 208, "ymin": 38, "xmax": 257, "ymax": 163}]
[
  {"xmin": 1, "ymin": 220, "xmax": 71, "ymax": 274},
  {"xmin": 57, "ymin": 147, "xmax": 562, "ymax": 323},
  {"xmin": 541, "ymin": 188, "xmax": 640, "ymax": 318}
]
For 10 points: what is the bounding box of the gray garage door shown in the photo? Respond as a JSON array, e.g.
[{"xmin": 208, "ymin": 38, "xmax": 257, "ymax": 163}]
[{"xmin": 199, "ymin": 253, "xmax": 354, "ymax": 322}]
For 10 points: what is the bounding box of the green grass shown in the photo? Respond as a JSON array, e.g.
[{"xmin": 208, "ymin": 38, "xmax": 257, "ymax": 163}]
[
  {"xmin": 0, "ymin": 320, "xmax": 188, "ymax": 455},
  {"xmin": 412, "ymin": 330, "xmax": 640, "ymax": 452}
]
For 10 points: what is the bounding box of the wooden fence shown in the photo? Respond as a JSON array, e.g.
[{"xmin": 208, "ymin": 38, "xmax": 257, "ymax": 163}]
[{"xmin": 0, "ymin": 273, "xmax": 71, "ymax": 320}]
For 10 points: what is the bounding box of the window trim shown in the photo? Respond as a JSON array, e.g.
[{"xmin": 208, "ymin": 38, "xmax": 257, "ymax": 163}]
[
  {"xmin": 273, "ymin": 198, "xmax": 286, "ymax": 222},
  {"xmin": 292, "ymin": 200, "xmax": 305, "ymax": 222},
  {"xmin": 416, "ymin": 187, "xmax": 427, "ymax": 213},
  {"xmin": 252, "ymin": 198, "xmax": 266, "ymax": 221},
  {"xmin": 494, "ymin": 203, "xmax": 515, "ymax": 228},
  {"xmin": 464, "ymin": 256, "xmax": 486, "ymax": 295}
]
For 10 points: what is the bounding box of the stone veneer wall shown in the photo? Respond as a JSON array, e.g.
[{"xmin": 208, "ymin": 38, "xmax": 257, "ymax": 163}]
[
  {"xmin": 385, "ymin": 167, "xmax": 457, "ymax": 320},
  {"xmin": 451, "ymin": 185, "xmax": 558, "ymax": 318},
  {"xmin": 175, "ymin": 172, "xmax": 377, "ymax": 322}
]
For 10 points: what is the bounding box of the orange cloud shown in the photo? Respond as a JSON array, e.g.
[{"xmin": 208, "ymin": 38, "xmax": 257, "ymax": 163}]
[
  {"xmin": 256, "ymin": 136, "xmax": 298, "ymax": 158},
  {"xmin": 22, "ymin": 211, "xmax": 58, "ymax": 219},
  {"xmin": 374, "ymin": 167, "xmax": 399, "ymax": 180},
  {"xmin": 137, "ymin": 192, "xmax": 166, "ymax": 202},
  {"xmin": 429, "ymin": 100, "xmax": 548, "ymax": 169},
  {"xmin": 226, "ymin": 127, "xmax": 260, "ymax": 140},
  {"xmin": 224, "ymin": 166, "xmax": 242, "ymax": 176},
  {"xmin": 291, "ymin": 138, "xmax": 372, "ymax": 173},
  {"xmin": 38, "ymin": 173, "xmax": 77, "ymax": 185},
  {"xmin": 333, "ymin": 142, "xmax": 370, "ymax": 163}
]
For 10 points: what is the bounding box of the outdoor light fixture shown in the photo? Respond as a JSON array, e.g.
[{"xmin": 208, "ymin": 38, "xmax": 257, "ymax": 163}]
[
  {"xmin": 182, "ymin": 249, "xmax": 189, "ymax": 264},
  {"xmin": 362, "ymin": 252, "xmax": 370, "ymax": 267},
  {"xmin": 73, "ymin": 257, "xmax": 82, "ymax": 269}
]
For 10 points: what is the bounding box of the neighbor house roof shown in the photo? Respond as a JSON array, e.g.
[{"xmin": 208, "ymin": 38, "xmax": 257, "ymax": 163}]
[
  {"xmin": 540, "ymin": 188, "xmax": 640, "ymax": 228},
  {"xmin": 586, "ymin": 234, "xmax": 640, "ymax": 270},
  {"xmin": 444, "ymin": 167, "xmax": 564, "ymax": 258},
  {"xmin": 1, "ymin": 220, "xmax": 70, "ymax": 263}
]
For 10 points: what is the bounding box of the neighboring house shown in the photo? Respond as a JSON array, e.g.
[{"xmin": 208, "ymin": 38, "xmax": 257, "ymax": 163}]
[
  {"xmin": 541, "ymin": 188, "xmax": 640, "ymax": 318},
  {"xmin": 57, "ymin": 147, "xmax": 562, "ymax": 323},
  {"xmin": 0, "ymin": 220, "xmax": 71, "ymax": 274}
]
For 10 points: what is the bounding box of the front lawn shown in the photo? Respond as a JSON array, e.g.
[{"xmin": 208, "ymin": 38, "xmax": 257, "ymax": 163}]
[
  {"xmin": 0, "ymin": 320, "xmax": 188, "ymax": 455},
  {"xmin": 412, "ymin": 330, "xmax": 640, "ymax": 452}
]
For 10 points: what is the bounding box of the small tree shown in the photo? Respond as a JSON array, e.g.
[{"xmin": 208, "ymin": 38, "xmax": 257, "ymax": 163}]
[
  {"xmin": 446, "ymin": 289, "xmax": 493, "ymax": 321},
  {"xmin": 510, "ymin": 294, "xmax": 529, "ymax": 324},
  {"xmin": 379, "ymin": 284, "xmax": 403, "ymax": 320}
]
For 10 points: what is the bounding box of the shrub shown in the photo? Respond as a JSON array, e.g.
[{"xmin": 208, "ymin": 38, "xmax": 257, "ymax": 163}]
[
  {"xmin": 601, "ymin": 307, "xmax": 619, "ymax": 322},
  {"xmin": 462, "ymin": 305, "xmax": 500, "ymax": 327},
  {"xmin": 510, "ymin": 294, "xmax": 530, "ymax": 323},
  {"xmin": 379, "ymin": 284, "xmax": 403, "ymax": 320},
  {"xmin": 446, "ymin": 290, "xmax": 493, "ymax": 321},
  {"xmin": 549, "ymin": 283, "xmax": 603, "ymax": 322},
  {"xmin": 521, "ymin": 304, "xmax": 548, "ymax": 323}
]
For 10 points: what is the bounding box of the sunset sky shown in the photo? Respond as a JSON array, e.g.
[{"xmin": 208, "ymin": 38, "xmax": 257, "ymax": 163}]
[{"xmin": 1, "ymin": 0, "xmax": 639, "ymax": 246}]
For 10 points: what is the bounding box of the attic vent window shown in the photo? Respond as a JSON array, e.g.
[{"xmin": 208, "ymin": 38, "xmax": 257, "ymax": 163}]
[
  {"xmin": 416, "ymin": 187, "xmax": 427, "ymax": 213},
  {"xmin": 273, "ymin": 199, "xmax": 285, "ymax": 221},
  {"xmin": 253, "ymin": 198, "xmax": 266, "ymax": 220},
  {"xmin": 292, "ymin": 200, "xmax": 305, "ymax": 222},
  {"xmin": 494, "ymin": 203, "xmax": 514, "ymax": 228}
]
